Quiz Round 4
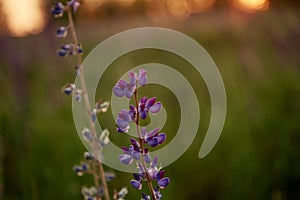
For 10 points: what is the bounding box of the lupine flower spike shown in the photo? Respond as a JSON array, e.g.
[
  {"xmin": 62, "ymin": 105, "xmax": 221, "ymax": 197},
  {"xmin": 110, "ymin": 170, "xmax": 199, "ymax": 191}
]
[{"xmin": 113, "ymin": 69, "xmax": 170, "ymax": 199}]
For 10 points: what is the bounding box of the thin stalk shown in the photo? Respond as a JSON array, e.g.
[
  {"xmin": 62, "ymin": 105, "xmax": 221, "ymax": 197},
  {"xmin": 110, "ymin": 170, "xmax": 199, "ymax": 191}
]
[
  {"xmin": 133, "ymin": 90, "xmax": 157, "ymax": 200},
  {"xmin": 67, "ymin": 7, "xmax": 110, "ymax": 200}
]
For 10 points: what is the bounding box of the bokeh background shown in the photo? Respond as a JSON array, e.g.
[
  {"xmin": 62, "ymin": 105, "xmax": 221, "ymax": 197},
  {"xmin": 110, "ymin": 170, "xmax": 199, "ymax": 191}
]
[{"xmin": 0, "ymin": 0, "xmax": 299, "ymax": 199}]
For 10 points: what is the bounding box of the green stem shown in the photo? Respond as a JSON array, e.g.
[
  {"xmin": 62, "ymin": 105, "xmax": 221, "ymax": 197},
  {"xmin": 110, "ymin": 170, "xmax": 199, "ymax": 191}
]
[
  {"xmin": 67, "ymin": 7, "xmax": 110, "ymax": 200},
  {"xmin": 134, "ymin": 90, "xmax": 157, "ymax": 200}
]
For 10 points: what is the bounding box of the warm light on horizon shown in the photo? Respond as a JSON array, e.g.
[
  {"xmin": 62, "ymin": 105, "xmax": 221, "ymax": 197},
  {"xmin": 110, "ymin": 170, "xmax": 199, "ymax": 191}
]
[
  {"xmin": 233, "ymin": 0, "xmax": 269, "ymax": 13},
  {"xmin": 1, "ymin": 0, "xmax": 46, "ymax": 37},
  {"xmin": 167, "ymin": 0, "xmax": 191, "ymax": 20}
]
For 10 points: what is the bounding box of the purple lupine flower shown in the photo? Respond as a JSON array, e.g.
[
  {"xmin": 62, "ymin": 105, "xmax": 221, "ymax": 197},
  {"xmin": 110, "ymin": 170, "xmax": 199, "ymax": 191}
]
[
  {"xmin": 147, "ymin": 156, "xmax": 170, "ymax": 189},
  {"xmin": 138, "ymin": 97, "xmax": 162, "ymax": 120},
  {"xmin": 116, "ymin": 110, "xmax": 132, "ymax": 133},
  {"xmin": 141, "ymin": 127, "xmax": 166, "ymax": 147},
  {"xmin": 118, "ymin": 139, "xmax": 141, "ymax": 165},
  {"xmin": 113, "ymin": 69, "xmax": 147, "ymax": 99},
  {"xmin": 130, "ymin": 166, "xmax": 145, "ymax": 190},
  {"xmin": 113, "ymin": 79, "xmax": 136, "ymax": 99},
  {"xmin": 51, "ymin": 2, "xmax": 65, "ymax": 18}
]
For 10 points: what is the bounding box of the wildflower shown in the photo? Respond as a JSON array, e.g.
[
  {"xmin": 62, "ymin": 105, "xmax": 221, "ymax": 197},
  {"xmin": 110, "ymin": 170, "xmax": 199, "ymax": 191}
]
[
  {"xmin": 113, "ymin": 80, "xmax": 135, "ymax": 99},
  {"xmin": 113, "ymin": 69, "xmax": 147, "ymax": 99},
  {"xmin": 141, "ymin": 127, "xmax": 166, "ymax": 148},
  {"xmin": 73, "ymin": 162, "xmax": 89, "ymax": 176},
  {"xmin": 118, "ymin": 138, "xmax": 141, "ymax": 165},
  {"xmin": 138, "ymin": 97, "xmax": 162, "ymax": 119},
  {"xmin": 51, "ymin": 2, "xmax": 65, "ymax": 18},
  {"xmin": 154, "ymin": 187, "xmax": 162, "ymax": 200},
  {"xmin": 61, "ymin": 83, "xmax": 75, "ymax": 95},
  {"xmin": 68, "ymin": 0, "xmax": 81, "ymax": 13},
  {"xmin": 116, "ymin": 110, "xmax": 132, "ymax": 133},
  {"xmin": 138, "ymin": 69, "xmax": 147, "ymax": 86},
  {"xmin": 143, "ymin": 148, "xmax": 151, "ymax": 163},
  {"xmin": 147, "ymin": 157, "xmax": 170, "ymax": 189},
  {"xmin": 56, "ymin": 26, "xmax": 68, "ymax": 38},
  {"xmin": 84, "ymin": 152, "xmax": 95, "ymax": 161},
  {"xmin": 57, "ymin": 43, "xmax": 83, "ymax": 57}
]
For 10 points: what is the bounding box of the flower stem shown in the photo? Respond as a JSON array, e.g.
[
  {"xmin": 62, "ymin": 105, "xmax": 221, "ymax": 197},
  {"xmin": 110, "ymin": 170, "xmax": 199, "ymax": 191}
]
[
  {"xmin": 134, "ymin": 90, "xmax": 157, "ymax": 200},
  {"xmin": 67, "ymin": 7, "xmax": 110, "ymax": 200}
]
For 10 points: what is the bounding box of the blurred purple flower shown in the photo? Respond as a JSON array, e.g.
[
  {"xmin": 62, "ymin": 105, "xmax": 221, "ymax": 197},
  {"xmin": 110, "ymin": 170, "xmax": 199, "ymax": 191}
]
[
  {"xmin": 51, "ymin": 2, "xmax": 65, "ymax": 18},
  {"xmin": 68, "ymin": 0, "xmax": 80, "ymax": 13},
  {"xmin": 56, "ymin": 26, "xmax": 68, "ymax": 38}
]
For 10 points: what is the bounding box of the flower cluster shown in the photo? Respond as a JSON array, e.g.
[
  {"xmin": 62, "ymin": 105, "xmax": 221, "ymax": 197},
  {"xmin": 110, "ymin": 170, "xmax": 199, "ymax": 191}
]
[{"xmin": 113, "ymin": 69, "xmax": 170, "ymax": 200}]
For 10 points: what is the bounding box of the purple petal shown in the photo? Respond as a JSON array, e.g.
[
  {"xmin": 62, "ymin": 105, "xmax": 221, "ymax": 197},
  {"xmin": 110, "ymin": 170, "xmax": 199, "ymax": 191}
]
[
  {"xmin": 141, "ymin": 127, "xmax": 146, "ymax": 138},
  {"xmin": 130, "ymin": 138, "xmax": 140, "ymax": 151},
  {"xmin": 125, "ymin": 85, "xmax": 135, "ymax": 98},
  {"xmin": 129, "ymin": 72, "xmax": 137, "ymax": 86},
  {"xmin": 158, "ymin": 177, "xmax": 170, "ymax": 189},
  {"xmin": 147, "ymin": 167, "xmax": 158, "ymax": 179},
  {"xmin": 116, "ymin": 118, "xmax": 129, "ymax": 129},
  {"xmin": 151, "ymin": 156, "xmax": 158, "ymax": 168},
  {"xmin": 138, "ymin": 69, "xmax": 147, "ymax": 86},
  {"xmin": 113, "ymin": 86, "xmax": 125, "ymax": 97},
  {"xmin": 119, "ymin": 110, "xmax": 132, "ymax": 122},
  {"xmin": 145, "ymin": 97, "xmax": 156, "ymax": 108},
  {"xmin": 148, "ymin": 138, "xmax": 158, "ymax": 147},
  {"xmin": 118, "ymin": 80, "xmax": 127, "ymax": 89},
  {"xmin": 130, "ymin": 180, "xmax": 142, "ymax": 190},
  {"xmin": 132, "ymin": 152, "xmax": 141, "ymax": 160},
  {"xmin": 140, "ymin": 96, "xmax": 148, "ymax": 104},
  {"xmin": 121, "ymin": 146, "xmax": 129, "ymax": 153},
  {"xmin": 145, "ymin": 128, "xmax": 160, "ymax": 140},
  {"xmin": 119, "ymin": 154, "xmax": 133, "ymax": 165},
  {"xmin": 156, "ymin": 133, "xmax": 166, "ymax": 144},
  {"xmin": 156, "ymin": 170, "xmax": 165, "ymax": 180},
  {"xmin": 149, "ymin": 102, "xmax": 161, "ymax": 114},
  {"xmin": 140, "ymin": 110, "xmax": 147, "ymax": 120},
  {"xmin": 144, "ymin": 154, "xmax": 151, "ymax": 164},
  {"xmin": 133, "ymin": 173, "xmax": 144, "ymax": 181}
]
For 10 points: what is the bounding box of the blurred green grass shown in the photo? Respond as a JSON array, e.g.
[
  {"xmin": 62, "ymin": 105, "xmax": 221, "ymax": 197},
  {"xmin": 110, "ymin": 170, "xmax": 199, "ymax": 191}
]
[{"xmin": 1, "ymin": 4, "xmax": 300, "ymax": 200}]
